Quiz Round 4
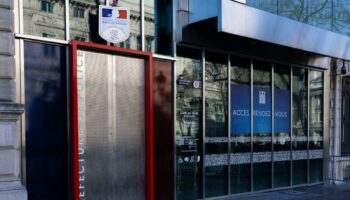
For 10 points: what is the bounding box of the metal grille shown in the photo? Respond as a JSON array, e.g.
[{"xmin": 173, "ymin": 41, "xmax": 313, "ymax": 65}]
[
  {"xmin": 84, "ymin": 51, "xmax": 111, "ymax": 199},
  {"xmin": 78, "ymin": 50, "xmax": 145, "ymax": 200},
  {"xmin": 114, "ymin": 55, "xmax": 145, "ymax": 200},
  {"xmin": 342, "ymin": 78, "xmax": 350, "ymax": 156}
]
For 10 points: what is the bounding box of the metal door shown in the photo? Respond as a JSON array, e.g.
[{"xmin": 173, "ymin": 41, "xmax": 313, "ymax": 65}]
[{"xmin": 71, "ymin": 41, "xmax": 153, "ymax": 200}]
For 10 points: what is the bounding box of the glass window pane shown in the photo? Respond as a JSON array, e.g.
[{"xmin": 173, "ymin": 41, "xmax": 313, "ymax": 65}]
[
  {"xmin": 231, "ymin": 164, "xmax": 251, "ymax": 194},
  {"xmin": 230, "ymin": 56, "xmax": 251, "ymax": 194},
  {"xmin": 292, "ymin": 67, "xmax": 308, "ymax": 185},
  {"xmin": 309, "ymin": 159, "xmax": 323, "ymax": 183},
  {"xmin": 293, "ymin": 160, "xmax": 307, "ymax": 185},
  {"xmin": 153, "ymin": 60, "xmax": 174, "ymax": 200},
  {"xmin": 253, "ymin": 60, "xmax": 272, "ymax": 191},
  {"xmin": 334, "ymin": 1, "xmax": 350, "ymax": 36},
  {"xmin": 273, "ymin": 65, "xmax": 291, "ymax": 188},
  {"xmin": 176, "ymin": 47, "xmax": 202, "ymax": 200},
  {"xmin": 246, "ymin": 0, "xmax": 278, "ymax": 14},
  {"xmin": 205, "ymin": 52, "xmax": 228, "ymax": 197},
  {"xmin": 253, "ymin": 162, "xmax": 272, "ymax": 191},
  {"xmin": 274, "ymin": 161, "xmax": 290, "ymax": 188},
  {"xmin": 145, "ymin": 0, "xmax": 172, "ymax": 55},
  {"xmin": 307, "ymin": 0, "xmax": 332, "ymax": 30},
  {"xmin": 309, "ymin": 70, "xmax": 323, "ymax": 184},
  {"xmin": 24, "ymin": 42, "xmax": 68, "ymax": 199},
  {"xmin": 309, "ymin": 71, "xmax": 323, "ymax": 150},
  {"xmin": 69, "ymin": 0, "xmax": 142, "ymax": 49},
  {"xmin": 24, "ymin": 0, "xmax": 65, "ymax": 39}
]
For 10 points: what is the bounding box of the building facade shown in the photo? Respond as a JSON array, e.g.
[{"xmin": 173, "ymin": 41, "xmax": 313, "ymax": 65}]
[{"xmin": 0, "ymin": 0, "xmax": 350, "ymax": 200}]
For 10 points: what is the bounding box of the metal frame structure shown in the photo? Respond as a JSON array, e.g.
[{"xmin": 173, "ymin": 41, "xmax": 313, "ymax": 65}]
[{"xmin": 70, "ymin": 40, "xmax": 154, "ymax": 200}]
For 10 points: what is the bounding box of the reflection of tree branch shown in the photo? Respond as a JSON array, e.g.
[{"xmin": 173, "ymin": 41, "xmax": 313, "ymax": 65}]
[{"xmin": 303, "ymin": 0, "xmax": 329, "ymax": 23}]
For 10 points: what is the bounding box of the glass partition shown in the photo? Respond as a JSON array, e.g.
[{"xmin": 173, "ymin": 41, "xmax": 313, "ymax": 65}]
[
  {"xmin": 273, "ymin": 65, "xmax": 291, "ymax": 188},
  {"xmin": 309, "ymin": 70, "xmax": 324, "ymax": 183},
  {"xmin": 145, "ymin": 0, "xmax": 172, "ymax": 54},
  {"xmin": 176, "ymin": 47, "xmax": 203, "ymax": 200},
  {"xmin": 204, "ymin": 52, "xmax": 228, "ymax": 197},
  {"xmin": 68, "ymin": 0, "xmax": 142, "ymax": 49},
  {"xmin": 253, "ymin": 61, "xmax": 272, "ymax": 191},
  {"xmin": 24, "ymin": 42, "xmax": 68, "ymax": 200},
  {"xmin": 292, "ymin": 67, "xmax": 308, "ymax": 185},
  {"xmin": 246, "ymin": 0, "xmax": 350, "ymax": 37},
  {"xmin": 230, "ymin": 56, "xmax": 251, "ymax": 194},
  {"xmin": 24, "ymin": 0, "xmax": 66, "ymax": 39}
]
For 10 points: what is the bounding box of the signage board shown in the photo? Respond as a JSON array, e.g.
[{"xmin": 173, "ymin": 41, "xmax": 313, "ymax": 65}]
[
  {"xmin": 99, "ymin": 5, "xmax": 130, "ymax": 44},
  {"xmin": 230, "ymin": 84, "xmax": 290, "ymax": 134}
]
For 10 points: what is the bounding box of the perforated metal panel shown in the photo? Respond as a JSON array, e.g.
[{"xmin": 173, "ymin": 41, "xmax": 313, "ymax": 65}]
[{"xmin": 77, "ymin": 50, "xmax": 145, "ymax": 200}]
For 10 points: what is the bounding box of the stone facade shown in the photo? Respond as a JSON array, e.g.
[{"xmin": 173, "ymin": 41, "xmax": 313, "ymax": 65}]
[{"xmin": 0, "ymin": 0, "xmax": 27, "ymax": 199}]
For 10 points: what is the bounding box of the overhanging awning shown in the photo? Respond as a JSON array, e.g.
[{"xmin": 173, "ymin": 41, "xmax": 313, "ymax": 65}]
[{"xmin": 188, "ymin": 0, "xmax": 350, "ymax": 62}]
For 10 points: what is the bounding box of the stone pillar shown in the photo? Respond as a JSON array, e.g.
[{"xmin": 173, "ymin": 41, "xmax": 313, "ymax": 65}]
[{"xmin": 0, "ymin": 0, "xmax": 27, "ymax": 199}]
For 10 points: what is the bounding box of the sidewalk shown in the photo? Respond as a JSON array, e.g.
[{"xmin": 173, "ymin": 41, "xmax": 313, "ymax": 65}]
[{"xmin": 227, "ymin": 183, "xmax": 350, "ymax": 200}]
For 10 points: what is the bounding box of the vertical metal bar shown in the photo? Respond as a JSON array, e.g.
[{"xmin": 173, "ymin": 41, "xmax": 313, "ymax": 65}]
[
  {"xmin": 172, "ymin": 1, "xmax": 177, "ymax": 196},
  {"xmin": 307, "ymin": 69, "xmax": 310, "ymax": 184},
  {"xmin": 172, "ymin": 0, "xmax": 176, "ymax": 57},
  {"xmin": 271, "ymin": 64, "xmax": 275, "ymax": 189},
  {"xmin": 106, "ymin": 0, "xmax": 110, "ymax": 6},
  {"xmin": 173, "ymin": 59, "xmax": 177, "ymax": 200},
  {"xmin": 202, "ymin": 49, "xmax": 206, "ymax": 199},
  {"xmin": 65, "ymin": 46, "xmax": 71, "ymax": 199},
  {"xmin": 65, "ymin": 0, "xmax": 69, "ymax": 41},
  {"xmin": 141, "ymin": 0, "xmax": 145, "ymax": 51},
  {"xmin": 323, "ymin": 70, "xmax": 330, "ymax": 183},
  {"xmin": 290, "ymin": 66, "xmax": 293, "ymax": 187},
  {"xmin": 19, "ymin": 39, "xmax": 26, "ymax": 186},
  {"xmin": 227, "ymin": 55, "xmax": 231, "ymax": 195},
  {"xmin": 250, "ymin": 59, "xmax": 254, "ymax": 192},
  {"xmin": 19, "ymin": 0, "xmax": 24, "ymax": 33}
]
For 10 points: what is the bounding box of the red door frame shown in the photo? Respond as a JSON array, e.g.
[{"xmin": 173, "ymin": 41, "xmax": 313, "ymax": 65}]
[{"xmin": 70, "ymin": 40, "xmax": 154, "ymax": 200}]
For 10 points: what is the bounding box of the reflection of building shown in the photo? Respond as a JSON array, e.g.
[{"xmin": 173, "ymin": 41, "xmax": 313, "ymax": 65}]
[{"xmin": 23, "ymin": 0, "xmax": 155, "ymax": 49}]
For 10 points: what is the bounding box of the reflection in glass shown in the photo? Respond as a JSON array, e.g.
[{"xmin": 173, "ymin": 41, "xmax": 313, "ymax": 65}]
[
  {"xmin": 25, "ymin": 42, "xmax": 68, "ymax": 200},
  {"xmin": 292, "ymin": 68, "xmax": 308, "ymax": 151},
  {"xmin": 274, "ymin": 161, "xmax": 290, "ymax": 188},
  {"xmin": 273, "ymin": 65, "xmax": 291, "ymax": 188},
  {"xmin": 24, "ymin": 0, "xmax": 66, "ymax": 39},
  {"xmin": 246, "ymin": 0, "xmax": 277, "ymax": 14},
  {"xmin": 293, "ymin": 160, "xmax": 307, "ymax": 185},
  {"xmin": 307, "ymin": 0, "xmax": 332, "ymax": 30},
  {"xmin": 292, "ymin": 67, "xmax": 308, "ymax": 185},
  {"xmin": 309, "ymin": 71, "xmax": 323, "ymax": 150},
  {"xmin": 230, "ymin": 57, "xmax": 251, "ymax": 193},
  {"xmin": 176, "ymin": 47, "xmax": 202, "ymax": 200},
  {"xmin": 145, "ymin": 0, "xmax": 172, "ymax": 54},
  {"xmin": 253, "ymin": 61, "xmax": 272, "ymax": 191},
  {"xmin": 309, "ymin": 159, "xmax": 323, "ymax": 183},
  {"xmin": 205, "ymin": 52, "xmax": 228, "ymax": 197},
  {"xmin": 68, "ymin": 0, "xmax": 142, "ymax": 49},
  {"xmin": 246, "ymin": 0, "xmax": 350, "ymax": 37},
  {"xmin": 309, "ymin": 71, "xmax": 323, "ymax": 184}
]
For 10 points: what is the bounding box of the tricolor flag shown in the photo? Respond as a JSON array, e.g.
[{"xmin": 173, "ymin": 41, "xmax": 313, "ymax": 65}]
[{"xmin": 118, "ymin": 10, "xmax": 127, "ymax": 19}]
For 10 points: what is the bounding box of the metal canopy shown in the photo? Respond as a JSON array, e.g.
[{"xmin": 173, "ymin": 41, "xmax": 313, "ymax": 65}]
[{"xmin": 188, "ymin": 0, "xmax": 350, "ymax": 65}]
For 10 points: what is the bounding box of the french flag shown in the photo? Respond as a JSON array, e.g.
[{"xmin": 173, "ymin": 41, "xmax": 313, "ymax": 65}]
[{"xmin": 118, "ymin": 10, "xmax": 127, "ymax": 19}]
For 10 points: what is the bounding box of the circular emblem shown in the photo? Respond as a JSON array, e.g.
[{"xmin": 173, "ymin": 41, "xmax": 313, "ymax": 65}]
[{"xmin": 193, "ymin": 80, "xmax": 200, "ymax": 88}]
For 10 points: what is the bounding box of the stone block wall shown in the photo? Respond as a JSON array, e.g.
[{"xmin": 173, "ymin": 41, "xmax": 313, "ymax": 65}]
[{"xmin": 0, "ymin": 0, "xmax": 27, "ymax": 199}]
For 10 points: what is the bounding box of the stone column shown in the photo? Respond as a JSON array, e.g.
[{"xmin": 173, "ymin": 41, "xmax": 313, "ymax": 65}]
[{"xmin": 0, "ymin": 0, "xmax": 27, "ymax": 199}]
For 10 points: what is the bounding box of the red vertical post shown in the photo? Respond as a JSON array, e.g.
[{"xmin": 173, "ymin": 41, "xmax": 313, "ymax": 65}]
[
  {"xmin": 70, "ymin": 41, "xmax": 79, "ymax": 200},
  {"xmin": 146, "ymin": 56, "xmax": 154, "ymax": 200}
]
